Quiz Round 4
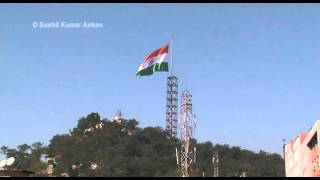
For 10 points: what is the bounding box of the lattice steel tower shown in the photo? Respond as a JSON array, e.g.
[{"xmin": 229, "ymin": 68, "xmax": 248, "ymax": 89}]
[
  {"xmin": 166, "ymin": 75, "xmax": 178, "ymax": 137},
  {"xmin": 176, "ymin": 89, "xmax": 197, "ymax": 177}
]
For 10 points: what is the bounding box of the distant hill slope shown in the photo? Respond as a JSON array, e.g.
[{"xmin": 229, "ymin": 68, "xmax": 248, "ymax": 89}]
[{"xmin": 1, "ymin": 112, "xmax": 284, "ymax": 177}]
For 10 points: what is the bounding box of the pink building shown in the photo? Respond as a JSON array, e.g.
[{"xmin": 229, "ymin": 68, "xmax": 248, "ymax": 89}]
[{"xmin": 285, "ymin": 120, "xmax": 320, "ymax": 177}]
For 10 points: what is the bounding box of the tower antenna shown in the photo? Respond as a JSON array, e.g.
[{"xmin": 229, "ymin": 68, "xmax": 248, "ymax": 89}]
[{"xmin": 176, "ymin": 90, "xmax": 197, "ymax": 177}]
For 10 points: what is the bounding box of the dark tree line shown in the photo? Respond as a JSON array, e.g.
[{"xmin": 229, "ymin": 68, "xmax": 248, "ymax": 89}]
[{"xmin": 0, "ymin": 112, "xmax": 284, "ymax": 177}]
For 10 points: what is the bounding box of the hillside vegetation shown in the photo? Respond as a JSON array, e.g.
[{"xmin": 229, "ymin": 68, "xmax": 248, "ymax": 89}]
[{"xmin": 0, "ymin": 112, "xmax": 284, "ymax": 177}]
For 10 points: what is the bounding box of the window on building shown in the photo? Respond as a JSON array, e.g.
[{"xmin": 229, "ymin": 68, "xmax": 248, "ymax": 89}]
[{"xmin": 307, "ymin": 132, "xmax": 318, "ymax": 150}]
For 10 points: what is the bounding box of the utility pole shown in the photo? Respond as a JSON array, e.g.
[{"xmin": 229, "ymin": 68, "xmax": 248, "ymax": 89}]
[
  {"xmin": 213, "ymin": 151, "xmax": 219, "ymax": 177},
  {"xmin": 282, "ymin": 139, "xmax": 286, "ymax": 177}
]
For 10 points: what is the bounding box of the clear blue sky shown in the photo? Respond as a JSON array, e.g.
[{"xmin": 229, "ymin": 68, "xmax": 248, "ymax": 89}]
[{"xmin": 1, "ymin": 3, "xmax": 320, "ymax": 156}]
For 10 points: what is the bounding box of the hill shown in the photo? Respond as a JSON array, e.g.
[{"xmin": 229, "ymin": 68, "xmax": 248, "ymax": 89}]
[{"xmin": 0, "ymin": 112, "xmax": 284, "ymax": 177}]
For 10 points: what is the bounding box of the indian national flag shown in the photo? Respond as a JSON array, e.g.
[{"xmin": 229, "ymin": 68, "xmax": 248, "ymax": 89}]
[{"xmin": 136, "ymin": 44, "xmax": 169, "ymax": 77}]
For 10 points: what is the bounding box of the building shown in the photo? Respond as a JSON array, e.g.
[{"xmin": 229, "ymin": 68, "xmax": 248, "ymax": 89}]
[
  {"xmin": 285, "ymin": 120, "xmax": 320, "ymax": 177},
  {"xmin": 110, "ymin": 110, "xmax": 123, "ymax": 124}
]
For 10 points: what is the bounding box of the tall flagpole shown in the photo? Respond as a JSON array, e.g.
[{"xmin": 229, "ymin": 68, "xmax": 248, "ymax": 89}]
[
  {"xmin": 166, "ymin": 35, "xmax": 178, "ymax": 138},
  {"xmin": 170, "ymin": 35, "xmax": 174, "ymax": 76}
]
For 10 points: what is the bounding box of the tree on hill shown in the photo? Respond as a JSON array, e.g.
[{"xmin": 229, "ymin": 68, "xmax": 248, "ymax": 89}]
[{"xmin": 0, "ymin": 142, "xmax": 48, "ymax": 175}]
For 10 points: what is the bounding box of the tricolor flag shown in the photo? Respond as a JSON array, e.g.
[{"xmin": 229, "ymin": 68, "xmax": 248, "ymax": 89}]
[{"xmin": 136, "ymin": 44, "xmax": 169, "ymax": 77}]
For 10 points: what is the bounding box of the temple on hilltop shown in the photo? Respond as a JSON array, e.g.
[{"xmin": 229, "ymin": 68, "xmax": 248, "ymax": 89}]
[{"xmin": 110, "ymin": 110, "xmax": 123, "ymax": 124}]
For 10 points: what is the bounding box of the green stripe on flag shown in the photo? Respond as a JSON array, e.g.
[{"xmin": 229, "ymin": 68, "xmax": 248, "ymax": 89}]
[{"xmin": 136, "ymin": 62, "xmax": 168, "ymax": 77}]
